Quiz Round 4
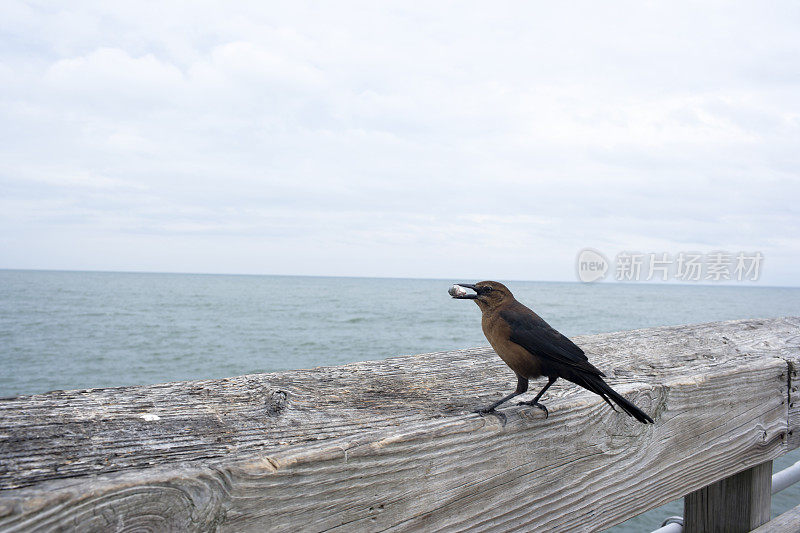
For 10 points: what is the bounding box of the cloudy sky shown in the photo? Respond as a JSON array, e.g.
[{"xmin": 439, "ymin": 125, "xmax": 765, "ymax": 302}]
[{"xmin": 1, "ymin": 2, "xmax": 798, "ymax": 285}]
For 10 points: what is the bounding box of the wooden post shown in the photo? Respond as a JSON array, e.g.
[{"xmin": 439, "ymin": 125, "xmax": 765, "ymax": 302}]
[{"xmin": 684, "ymin": 460, "xmax": 773, "ymax": 533}]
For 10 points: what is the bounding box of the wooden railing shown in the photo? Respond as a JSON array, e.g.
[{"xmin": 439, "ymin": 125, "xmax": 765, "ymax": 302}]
[{"xmin": 1, "ymin": 317, "xmax": 799, "ymax": 532}]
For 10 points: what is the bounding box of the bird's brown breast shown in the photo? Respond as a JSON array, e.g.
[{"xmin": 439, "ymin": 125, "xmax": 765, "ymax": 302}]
[{"xmin": 481, "ymin": 306, "xmax": 542, "ymax": 379}]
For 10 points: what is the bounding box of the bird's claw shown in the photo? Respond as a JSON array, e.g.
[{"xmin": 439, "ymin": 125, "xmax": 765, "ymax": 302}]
[
  {"xmin": 517, "ymin": 400, "xmax": 549, "ymax": 418},
  {"xmin": 475, "ymin": 407, "xmax": 507, "ymax": 425}
]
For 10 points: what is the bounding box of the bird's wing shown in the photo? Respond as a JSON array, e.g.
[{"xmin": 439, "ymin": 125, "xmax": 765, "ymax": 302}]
[{"xmin": 500, "ymin": 307, "xmax": 605, "ymax": 376}]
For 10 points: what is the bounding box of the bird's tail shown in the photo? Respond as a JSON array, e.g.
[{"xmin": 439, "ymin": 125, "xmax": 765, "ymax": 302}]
[{"xmin": 570, "ymin": 373, "xmax": 653, "ymax": 424}]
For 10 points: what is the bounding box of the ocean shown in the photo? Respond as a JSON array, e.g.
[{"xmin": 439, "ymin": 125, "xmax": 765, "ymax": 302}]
[{"xmin": 2, "ymin": 269, "xmax": 799, "ymax": 531}]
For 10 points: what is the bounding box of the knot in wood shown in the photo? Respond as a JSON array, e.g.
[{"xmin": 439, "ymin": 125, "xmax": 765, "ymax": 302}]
[{"xmin": 266, "ymin": 390, "xmax": 288, "ymax": 416}]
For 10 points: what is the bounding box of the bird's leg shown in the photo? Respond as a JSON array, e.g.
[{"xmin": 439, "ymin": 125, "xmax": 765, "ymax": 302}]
[
  {"xmin": 477, "ymin": 375, "xmax": 528, "ymax": 414},
  {"xmin": 518, "ymin": 376, "xmax": 557, "ymax": 418}
]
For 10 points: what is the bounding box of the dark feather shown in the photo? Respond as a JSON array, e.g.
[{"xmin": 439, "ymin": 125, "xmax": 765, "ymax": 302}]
[
  {"xmin": 502, "ymin": 307, "xmax": 655, "ymax": 424},
  {"xmin": 500, "ymin": 305, "xmax": 605, "ymax": 377},
  {"xmin": 569, "ymin": 371, "xmax": 654, "ymax": 424}
]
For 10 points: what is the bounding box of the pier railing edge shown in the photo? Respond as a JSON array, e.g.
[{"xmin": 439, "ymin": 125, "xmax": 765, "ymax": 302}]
[{"xmin": 1, "ymin": 316, "xmax": 799, "ymax": 532}]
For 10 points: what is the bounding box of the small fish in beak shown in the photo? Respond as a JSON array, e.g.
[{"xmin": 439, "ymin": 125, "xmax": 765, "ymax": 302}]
[
  {"xmin": 448, "ymin": 284, "xmax": 467, "ymax": 298},
  {"xmin": 448, "ymin": 284, "xmax": 478, "ymax": 299}
]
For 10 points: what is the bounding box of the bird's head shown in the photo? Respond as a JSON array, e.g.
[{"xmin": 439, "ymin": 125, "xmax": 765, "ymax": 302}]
[{"xmin": 450, "ymin": 280, "xmax": 514, "ymax": 310}]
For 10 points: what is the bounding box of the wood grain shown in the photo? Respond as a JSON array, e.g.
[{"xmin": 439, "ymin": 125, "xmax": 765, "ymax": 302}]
[
  {"xmin": 783, "ymin": 320, "xmax": 800, "ymax": 450},
  {"xmin": 751, "ymin": 502, "xmax": 800, "ymax": 532},
  {"xmin": 684, "ymin": 461, "xmax": 772, "ymax": 533},
  {"xmin": 1, "ymin": 317, "xmax": 799, "ymax": 532}
]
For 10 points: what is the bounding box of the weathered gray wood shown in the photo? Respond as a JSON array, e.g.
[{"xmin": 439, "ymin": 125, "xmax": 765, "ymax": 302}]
[
  {"xmin": 684, "ymin": 461, "xmax": 772, "ymax": 533},
  {"xmin": 1, "ymin": 317, "xmax": 799, "ymax": 532},
  {"xmin": 784, "ymin": 324, "xmax": 800, "ymax": 449},
  {"xmin": 751, "ymin": 501, "xmax": 800, "ymax": 532}
]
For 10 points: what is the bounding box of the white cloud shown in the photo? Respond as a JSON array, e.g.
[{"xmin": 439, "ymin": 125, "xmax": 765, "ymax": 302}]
[
  {"xmin": 45, "ymin": 48, "xmax": 184, "ymax": 98},
  {"xmin": 0, "ymin": 2, "xmax": 799, "ymax": 284},
  {"xmin": 207, "ymin": 41, "xmax": 324, "ymax": 89}
]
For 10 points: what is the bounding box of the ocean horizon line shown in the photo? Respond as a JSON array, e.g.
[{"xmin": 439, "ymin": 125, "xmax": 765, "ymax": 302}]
[{"xmin": 1, "ymin": 267, "xmax": 797, "ymax": 289}]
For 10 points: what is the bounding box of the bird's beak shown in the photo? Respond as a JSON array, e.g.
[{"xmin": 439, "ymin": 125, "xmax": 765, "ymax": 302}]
[{"xmin": 454, "ymin": 283, "xmax": 478, "ymax": 299}]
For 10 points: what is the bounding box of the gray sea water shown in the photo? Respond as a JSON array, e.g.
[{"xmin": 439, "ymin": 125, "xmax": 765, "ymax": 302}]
[{"xmin": 2, "ymin": 269, "xmax": 799, "ymax": 531}]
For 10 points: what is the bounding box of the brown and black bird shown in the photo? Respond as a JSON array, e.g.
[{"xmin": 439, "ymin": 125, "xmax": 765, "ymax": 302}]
[{"xmin": 451, "ymin": 280, "xmax": 653, "ymax": 423}]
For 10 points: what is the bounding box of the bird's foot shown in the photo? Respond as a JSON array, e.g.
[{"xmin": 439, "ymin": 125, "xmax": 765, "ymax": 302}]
[
  {"xmin": 475, "ymin": 407, "xmax": 507, "ymax": 425},
  {"xmin": 517, "ymin": 400, "xmax": 549, "ymax": 418}
]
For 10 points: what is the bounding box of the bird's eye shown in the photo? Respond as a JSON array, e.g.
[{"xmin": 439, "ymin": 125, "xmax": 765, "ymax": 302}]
[{"xmin": 484, "ymin": 286, "xmax": 493, "ymax": 292}]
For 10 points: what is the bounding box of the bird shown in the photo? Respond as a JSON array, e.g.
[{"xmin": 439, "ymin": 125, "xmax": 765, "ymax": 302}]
[{"xmin": 450, "ymin": 281, "xmax": 653, "ymax": 423}]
